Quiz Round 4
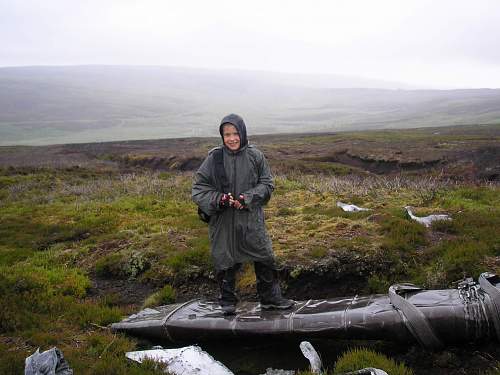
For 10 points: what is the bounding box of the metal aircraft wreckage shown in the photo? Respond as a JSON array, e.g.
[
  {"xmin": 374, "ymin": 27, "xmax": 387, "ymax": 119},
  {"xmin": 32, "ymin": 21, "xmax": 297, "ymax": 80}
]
[{"xmin": 111, "ymin": 272, "xmax": 500, "ymax": 350}]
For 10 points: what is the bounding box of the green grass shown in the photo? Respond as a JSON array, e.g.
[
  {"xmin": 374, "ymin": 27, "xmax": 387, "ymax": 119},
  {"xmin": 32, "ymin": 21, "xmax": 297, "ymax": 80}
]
[
  {"xmin": 298, "ymin": 347, "xmax": 415, "ymax": 375},
  {"xmin": 0, "ymin": 168, "xmax": 205, "ymax": 373},
  {"xmin": 441, "ymin": 186, "xmax": 500, "ymax": 210},
  {"xmin": 95, "ymin": 251, "xmax": 151, "ymax": 280},
  {"xmin": 164, "ymin": 247, "xmax": 212, "ymax": 275},
  {"xmin": 380, "ymin": 209, "xmax": 428, "ymax": 253},
  {"xmin": 0, "ymin": 162, "xmax": 498, "ymax": 373},
  {"xmin": 333, "ymin": 348, "xmax": 413, "ymax": 374},
  {"xmin": 143, "ymin": 284, "xmax": 176, "ymax": 308}
]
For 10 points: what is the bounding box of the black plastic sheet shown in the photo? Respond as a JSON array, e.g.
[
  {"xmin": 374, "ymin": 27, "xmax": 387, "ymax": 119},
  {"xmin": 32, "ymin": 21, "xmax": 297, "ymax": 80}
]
[{"xmin": 112, "ymin": 273, "xmax": 500, "ymax": 350}]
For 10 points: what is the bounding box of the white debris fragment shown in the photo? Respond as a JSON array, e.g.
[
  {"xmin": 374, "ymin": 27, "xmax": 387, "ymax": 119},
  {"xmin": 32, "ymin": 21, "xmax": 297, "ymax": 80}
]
[
  {"xmin": 126, "ymin": 346, "xmax": 233, "ymax": 375},
  {"xmin": 337, "ymin": 201, "xmax": 371, "ymax": 212},
  {"xmin": 299, "ymin": 341, "xmax": 322, "ymax": 374},
  {"xmin": 261, "ymin": 369, "xmax": 295, "ymax": 375},
  {"xmin": 345, "ymin": 368, "xmax": 389, "ymax": 375},
  {"xmin": 405, "ymin": 206, "xmax": 452, "ymax": 227},
  {"xmin": 25, "ymin": 347, "xmax": 73, "ymax": 375}
]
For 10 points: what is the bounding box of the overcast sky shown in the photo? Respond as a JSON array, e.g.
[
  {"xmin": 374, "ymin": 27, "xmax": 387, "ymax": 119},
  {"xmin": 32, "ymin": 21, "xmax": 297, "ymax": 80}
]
[{"xmin": 1, "ymin": 0, "xmax": 500, "ymax": 88}]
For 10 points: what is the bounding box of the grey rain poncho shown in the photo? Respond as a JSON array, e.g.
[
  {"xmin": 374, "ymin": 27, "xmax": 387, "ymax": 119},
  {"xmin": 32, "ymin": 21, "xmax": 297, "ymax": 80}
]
[{"xmin": 192, "ymin": 114, "xmax": 275, "ymax": 271}]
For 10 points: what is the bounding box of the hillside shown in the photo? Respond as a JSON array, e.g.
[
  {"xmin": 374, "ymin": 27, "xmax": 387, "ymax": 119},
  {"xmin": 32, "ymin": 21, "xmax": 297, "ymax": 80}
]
[{"xmin": 1, "ymin": 66, "xmax": 500, "ymax": 145}]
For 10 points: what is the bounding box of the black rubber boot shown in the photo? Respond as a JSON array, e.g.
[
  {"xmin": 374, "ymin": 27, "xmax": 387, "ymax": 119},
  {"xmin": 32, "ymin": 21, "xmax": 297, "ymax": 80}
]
[
  {"xmin": 216, "ymin": 264, "xmax": 240, "ymax": 315},
  {"xmin": 255, "ymin": 262, "xmax": 295, "ymax": 310}
]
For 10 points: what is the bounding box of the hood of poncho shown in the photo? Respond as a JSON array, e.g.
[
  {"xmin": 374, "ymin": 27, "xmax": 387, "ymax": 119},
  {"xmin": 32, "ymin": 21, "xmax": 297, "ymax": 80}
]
[{"xmin": 219, "ymin": 113, "xmax": 248, "ymax": 149}]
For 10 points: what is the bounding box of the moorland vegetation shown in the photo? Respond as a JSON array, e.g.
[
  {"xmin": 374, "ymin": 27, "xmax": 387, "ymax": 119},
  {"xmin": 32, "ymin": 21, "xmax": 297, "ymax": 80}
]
[{"xmin": 0, "ymin": 124, "xmax": 499, "ymax": 374}]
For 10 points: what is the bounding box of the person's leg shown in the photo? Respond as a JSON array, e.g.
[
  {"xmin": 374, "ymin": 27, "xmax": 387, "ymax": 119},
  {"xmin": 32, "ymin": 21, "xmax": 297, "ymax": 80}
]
[
  {"xmin": 254, "ymin": 261, "xmax": 294, "ymax": 310},
  {"xmin": 216, "ymin": 263, "xmax": 241, "ymax": 314}
]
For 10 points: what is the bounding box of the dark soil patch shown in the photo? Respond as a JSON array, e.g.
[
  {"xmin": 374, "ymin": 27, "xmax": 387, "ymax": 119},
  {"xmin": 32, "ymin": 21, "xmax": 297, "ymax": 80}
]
[
  {"xmin": 283, "ymin": 272, "xmax": 367, "ymax": 300},
  {"xmin": 75, "ymin": 238, "xmax": 132, "ymax": 271},
  {"xmin": 279, "ymin": 250, "xmax": 387, "ymax": 299},
  {"xmin": 313, "ymin": 149, "xmax": 443, "ymax": 175},
  {"xmin": 87, "ymin": 275, "xmax": 155, "ymax": 307},
  {"xmin": 171, "ymin": 275, "xmax": 220, "ymax": 302},
  {"xmin": 3, "ymin": 125, "xmax": 498, "ymax": 181},
  {"xmin": 425, "ymin": 228, "xmax": 458, "ymax": 248},
  {"xmin": 464, "ymin": 145, "xmax": 500, "ymax": 181},
  {"xmin": 396, "ymin": 343, "xmax": 500, "ymax": 375}
]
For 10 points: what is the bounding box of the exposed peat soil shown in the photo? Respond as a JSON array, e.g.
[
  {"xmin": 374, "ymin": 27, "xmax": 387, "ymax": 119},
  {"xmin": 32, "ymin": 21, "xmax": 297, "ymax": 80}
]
[{"xmin": 1, "ymin": 124, "xmax": 499, "ymax": 181}]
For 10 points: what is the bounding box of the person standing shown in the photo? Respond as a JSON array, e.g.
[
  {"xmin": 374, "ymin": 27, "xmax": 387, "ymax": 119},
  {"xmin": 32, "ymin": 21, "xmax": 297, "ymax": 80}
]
[{"xmin": 192, "ymin": 114, "xmax": 294, "ymax": 314}]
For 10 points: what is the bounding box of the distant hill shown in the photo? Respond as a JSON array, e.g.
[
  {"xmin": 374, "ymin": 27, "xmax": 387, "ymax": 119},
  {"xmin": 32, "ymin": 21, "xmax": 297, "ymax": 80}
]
[{"xmin": 1, "ymin": 65, "xmax": 500, "ymax": 145}]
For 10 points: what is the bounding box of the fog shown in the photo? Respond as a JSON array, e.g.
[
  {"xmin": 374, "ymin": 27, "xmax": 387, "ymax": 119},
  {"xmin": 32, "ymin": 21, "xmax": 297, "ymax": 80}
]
[{"xmin": 1, "ymin": 0, "xmax": 500, "ymax": 88}]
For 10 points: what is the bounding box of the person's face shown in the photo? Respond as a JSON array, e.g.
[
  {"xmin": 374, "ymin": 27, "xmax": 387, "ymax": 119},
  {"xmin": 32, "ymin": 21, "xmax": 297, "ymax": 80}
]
[{"xmin": 222, "ymin": 124, "xmax": 241, "ymax": 151}]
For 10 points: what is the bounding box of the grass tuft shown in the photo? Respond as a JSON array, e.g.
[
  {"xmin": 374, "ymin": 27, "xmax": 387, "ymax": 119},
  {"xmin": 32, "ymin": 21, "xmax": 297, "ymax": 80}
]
[
  {"xmin": 164, "ymin": 245, "xmax": 212, "ymax": 275},
  {"xmin": 380, "ymin": 210, "xmax": 427, "ymax": 253},
  {"xmin": 143, "ymin": 284, "xmax": 176, "ymax": 308},
  {"xmin": 95, "ymin": 251, "xmax": 150, "ymax": 280},
  {"xmin": 333, "ymin": 348, "xmax": 414, "ymax": 374}
]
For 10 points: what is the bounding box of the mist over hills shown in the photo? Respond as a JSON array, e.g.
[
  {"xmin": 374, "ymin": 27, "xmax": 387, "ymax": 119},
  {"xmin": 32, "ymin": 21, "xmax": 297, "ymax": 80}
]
[{"xmin": 1, "ymin": 65, "xmax": 500, "ymax": 146}]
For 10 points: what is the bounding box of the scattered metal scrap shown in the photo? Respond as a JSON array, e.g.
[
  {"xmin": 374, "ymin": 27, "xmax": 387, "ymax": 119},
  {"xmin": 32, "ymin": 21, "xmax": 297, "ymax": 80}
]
[
  {"xmin": 126, "ymin": 345, "xmax": 232, "ymax": 375},
  {"xmin": 336, "ymin": 201, "xmax": 371, "ymax": 212},
  {"xmin": 404, "ymin": 206, "xmax": 452, "ymax": 227},
  {"xmin": 25, "ymin": 347, "xmax": 73, "ymax": 375},
  {"xmin": 300, "ymin": 341, "xmax": 322, "ymax": 374},
  {"xmin": 125, "ymin": 342, "xmax": 389, "ymax": 375},
  {"xmin": 343, "ymin": 369, "xmax": 388, "ymax": 375}
]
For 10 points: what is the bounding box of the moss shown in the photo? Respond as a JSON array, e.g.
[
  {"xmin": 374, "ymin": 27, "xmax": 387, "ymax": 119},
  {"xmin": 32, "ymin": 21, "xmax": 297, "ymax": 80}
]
[{"xmin": 0, "ymin": 264, "xmax": 91, "ymax": 333}]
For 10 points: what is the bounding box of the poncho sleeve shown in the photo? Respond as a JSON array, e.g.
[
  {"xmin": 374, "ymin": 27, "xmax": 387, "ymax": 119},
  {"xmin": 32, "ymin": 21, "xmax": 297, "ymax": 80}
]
[
  {"xmin": 192, "ymin": 154, "xmax": 222, "ymax": 216},
  {"xmin": 243, "ymin": 149, "xmax": 274, "ymax": 210}
]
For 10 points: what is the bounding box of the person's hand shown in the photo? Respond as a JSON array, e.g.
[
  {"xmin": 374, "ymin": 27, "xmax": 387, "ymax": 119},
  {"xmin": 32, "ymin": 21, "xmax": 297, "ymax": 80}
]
[
  {"xmin": 219, "ymin": 193, "xmax": 231, "ymax": 208},
  {"xmin": 233, "ymin": 194, "xmax": 246, "ymax": 210},
  {"xmin": 228, "ymin": 193, "xmax": 236, "ymax": 208}
]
